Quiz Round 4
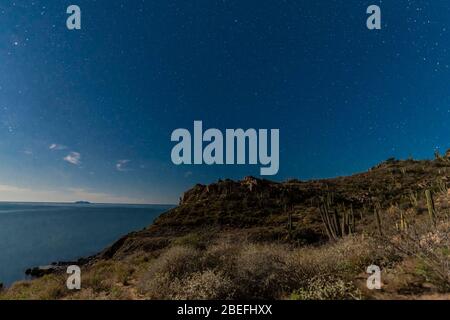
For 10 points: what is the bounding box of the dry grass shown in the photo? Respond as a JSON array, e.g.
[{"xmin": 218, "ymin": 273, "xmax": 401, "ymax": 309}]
[
  {"xmin": 134, "ymin": 235, "xmax": 388, "ymax": 300},
  {"xmin": 1, "ymin": 226, "xmax": 447, "ymax": 300},
  {"xmin": 0, "ymin": 274, "xmax": 68, "ymax": 300}
]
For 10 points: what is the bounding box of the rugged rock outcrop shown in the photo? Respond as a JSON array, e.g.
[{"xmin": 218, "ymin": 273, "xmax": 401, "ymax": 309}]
[{"xmin": 99, "ymin": 157, "xmax": 450, "ymax": 259}]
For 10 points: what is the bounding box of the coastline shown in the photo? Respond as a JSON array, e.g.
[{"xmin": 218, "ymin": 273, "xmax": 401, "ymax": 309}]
[
  {"xmin": 0, "ymin": 203, "xmax": 174, "ymax": 287},
  {"xmin": 2, "ymin": 157, "xmax": 450, "ymax": 299}
]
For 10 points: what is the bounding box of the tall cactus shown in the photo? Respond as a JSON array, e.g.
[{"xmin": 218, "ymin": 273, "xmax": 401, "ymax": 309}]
[
  {"xmin": 399, "ymin": 211, "xmax": 408, "ymax": 232},
  {"xmin": 287, "ymin": 209, "xmax": 293, "ymax": 238},
  {"xmin": 409, "ymin": 192, "xmax": 418, "ymax": 207},
  {"xmin": 341, "ymin": 205, "xmax": 348, "ymax": 236},
  {"xmin": 340, "ymin": 205, "xmax": 354, "ymax": 236},
  {"xmin": 425, "ymin": 189, "xmax": 436, "ymax": 227},
  {"xmin": 319, "ymin": 198, "xmax": 339, "ymax": 240},
  {"xmin": 374, "ymin": 204, "xmax": 383, "ymax": 236},
  {"xmin": 436, "ymin": 179, "xmax": 447, "ymax": 194},
  {"xmin": 319, "ymin": 196, "xmax": 355, "ymax": 240},
  {"xmin": 349, "ymin": 204, "xmax": 356, "ymax": 234}
]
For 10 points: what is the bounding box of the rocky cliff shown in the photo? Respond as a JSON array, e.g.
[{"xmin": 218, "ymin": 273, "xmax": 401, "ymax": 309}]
[{"xmin": 100, "ymin": 156, "xmax": 450, "ymax": 259}]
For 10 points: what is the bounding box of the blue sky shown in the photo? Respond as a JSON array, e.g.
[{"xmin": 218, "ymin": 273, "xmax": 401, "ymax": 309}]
[{"xmin": 1, "ymin": 0, "xmax": 450, "ymax": 203}]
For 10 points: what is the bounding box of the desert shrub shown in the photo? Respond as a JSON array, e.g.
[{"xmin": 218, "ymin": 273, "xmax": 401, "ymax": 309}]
[
  {"xmin": 388, "ymin": 220, "xmax": 450, "ymax": 291},
  {"xmin": 286, "ymin": 235, "xmax": 390, "ymax": 289},
  {"xmin": 40, "ymin": 278, "xmax": 66, "ymax": 300},
  {"xmin": 135, "ymin": 236, "xmax": 386, "ymax": 300},
  {"xmin": 83, "ymin": 271, "xmax": 110, "ymax": 293},
  {"xmin": 114, "ymin": 263, "xmax": 135, "ymax": 286},
  {"xmin": 137, "ymin": 246, "xmax": 201, "ymax": 298},
  {"xmin": 0, "ymin": 275, "xmax": 67, "ymax": 300},
  {"xmin": 172, "ymin": 270, "xmax": 235, "ymax": 300},
  {"xmin": 147, "ymin": 246, "xmax": 201, "ymax": 278},
  {"xmin": 291, "ymin": 275, "xmax": 362, "ymax": 300},
  {"xmin": 202, "ymin": 241, "xmax": 240, "ymax": 273},
  {"xmin": 330, "ymin": 236, "xmax": 395, "ymax": 272},
  {"xmin": 217, "ymin": 238, "xmax": 381, "ymax": 299},
  {"xmin": 66, "ymin": 288, "xmax": 99, "ymax": 300},
  {"xmin": 232, "ymin": 244, "xmax": 294, "ymax": 299},
  {"xmin": 82, "ymin": 261, "xmax": 117, "ymax": 293},
  {"xmin": 172, "ymin": 231, "xmax": 216, "ymax": 249},
  {"xmin": 107, "ymin": 286, "xmax": 134, "ymax": 300}
]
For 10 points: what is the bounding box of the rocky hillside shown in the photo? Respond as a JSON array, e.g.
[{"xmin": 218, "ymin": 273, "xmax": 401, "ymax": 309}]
[
  {"xmin": 101, "ymin": 156, "xmax": 450, "ymax": 259},
  {"xmin": 2, "ymin": 154, "xmax": 449, "ymax": 300}
]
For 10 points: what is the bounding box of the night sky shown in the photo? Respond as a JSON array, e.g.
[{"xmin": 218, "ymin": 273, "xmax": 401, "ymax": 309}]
[{"xmin": 1, "ymin": 0, "xmax": 450, "ymax": 203}]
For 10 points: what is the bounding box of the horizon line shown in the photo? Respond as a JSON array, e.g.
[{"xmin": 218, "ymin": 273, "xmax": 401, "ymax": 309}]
[{"xmin": 0, "ymin": 200, "xmax": 177, "ymax": 206}]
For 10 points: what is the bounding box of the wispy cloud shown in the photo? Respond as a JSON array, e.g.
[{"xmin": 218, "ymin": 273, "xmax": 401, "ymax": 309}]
[
  {"xmin": 116, "ymin": 160, "xmax": 131, "ymax": 172},
  {"xmin": 49, "ymin": 143, "xmax": 67, "ymax": 151},
  {"xmin": 0, "ymin": 184, "xmax": 28, "ymax": 193},
  {"xmin": 64, "ymin": 152, "xmax": 81, "ymax": 165}
]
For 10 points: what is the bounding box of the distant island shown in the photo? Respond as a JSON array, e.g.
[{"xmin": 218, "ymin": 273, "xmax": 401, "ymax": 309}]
[{"xmin": 74, "ymin": 201, "xmax": 91, "ymax": 204}]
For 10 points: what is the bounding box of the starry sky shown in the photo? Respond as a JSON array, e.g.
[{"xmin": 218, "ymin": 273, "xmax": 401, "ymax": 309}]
[{"xmin": 1, "ymin": 0, "xmax": 450, "ymax": 204}]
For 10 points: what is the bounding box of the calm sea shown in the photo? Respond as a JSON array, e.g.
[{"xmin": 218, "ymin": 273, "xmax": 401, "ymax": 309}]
[{"xmin": 0, "ymin": 202, "xmax": 173, "ymax": 286}]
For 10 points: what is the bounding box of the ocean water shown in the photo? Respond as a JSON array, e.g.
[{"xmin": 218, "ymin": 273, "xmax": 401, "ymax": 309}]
[{"xmin": 0, "ymin": 202, "xmax": 173, "ymax": 286}]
